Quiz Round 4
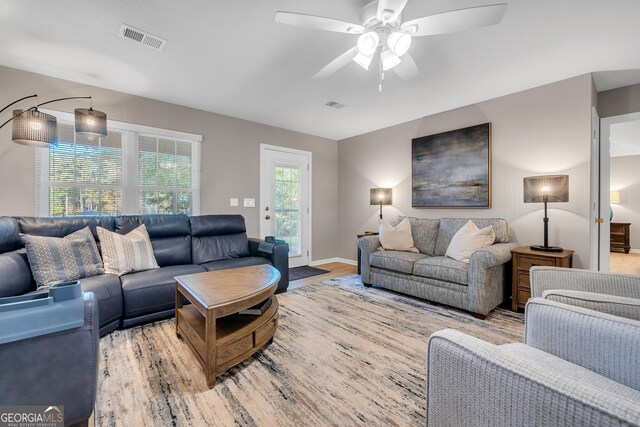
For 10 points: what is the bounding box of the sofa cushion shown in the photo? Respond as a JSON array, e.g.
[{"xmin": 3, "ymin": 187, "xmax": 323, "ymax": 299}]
[
  {"xmin": 445, "ymin": 220, "xmax": 495, "ymax": 263},
  {"xmin": 202, "ymin": 256, "xmax": 271, "ymax": 272},
  {"xmin": 379, "ymin": 218, "xmax": 419, "ymax": 252},
  {"xmin": 413, "ymin": 256, "xmax": 468, "ymax": 285},
  {"xmin": 120, "ymin": 264, "xmax": 206, "ymax": 319},
  {"xmin": 0, "ymin": 250, "xmax": 34, "ymax": 297},
  {"xmin": 115, "ymin": 215, "xmax": 192, "ymax": 267},
  {"xmin": 370, "ymin": 251, "xmax": 430, "ymax": 275},
  {"xmin": 98, "ymin": 225, "xmax": 159, "ymax": 276},
  {"xmin": 79, "ymin": 273, "xmax": 123, "ymax": 328},
  {"xmin": 0, "ymin": 217, "xmax": 22, "ymax": 253},
  {"xmin": 391, "ymin": 216, "xmax": 440, "ymax": 256},
  {"xmin": 190, "ymin": 215, "xmax": 250, "ymax": 264},
  {"xmin": 21, "ymin": 227, "xmax": 105, "ymax": 289},
  {"xmin": 435, "ymin": 218, "xmax": 509, "ymax": 256},
  {"xmin": 18, "ymin": 216, "xmax": 116, "ymax": 253}
]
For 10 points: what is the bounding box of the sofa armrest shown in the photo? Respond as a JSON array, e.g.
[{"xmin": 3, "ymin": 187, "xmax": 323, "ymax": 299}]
[
  {"xmin": 541, "ymin": 289, "xmax": 640, "ymax": 321},
  {"xmin": 249, "ymin": 238, "xmax": 289, "ymax": 293},
  {"xmin": 466, "ymin": 243, "xmax": 518, "ymax": 315},
  {"xmin": 0, "ymin": 292, "xmax": 99, "ymax": 426},
  {"xmin": 525, "ymin": 297, "xmax": 640, "ymax": 391},
  {"xmin": 356, "ymin": 235, "xmax": 381, "ymax": 284},
  {"xmin": 530, "ymin": 266, "xmax": 640, "ymax": 299},
  {"xmin": 427, "ymin": 329, "xmax": 640, "ymax": 426}
]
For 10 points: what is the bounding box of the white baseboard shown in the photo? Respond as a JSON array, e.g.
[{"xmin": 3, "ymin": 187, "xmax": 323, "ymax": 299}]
[
  {"xmin": 309, "ymin": 257, "xmax": 357, "ymax": 266},
  {"xmin": 628, "ymin": 249, "xmax": 640, "ymax": 254}
]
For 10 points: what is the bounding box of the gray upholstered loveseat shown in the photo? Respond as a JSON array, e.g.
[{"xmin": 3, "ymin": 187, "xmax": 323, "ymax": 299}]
[{"xmin": 357, "ymin": 217, "xmax": 518, "ymax": 317}]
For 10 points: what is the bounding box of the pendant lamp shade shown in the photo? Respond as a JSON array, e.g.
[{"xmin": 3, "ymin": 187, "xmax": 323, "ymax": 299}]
[
  {"xmin": 75, "ymin": 107, "xmax": 107, "ymax": 136},
  {"xmin": 11, "ymin": 109, "xmax": 57, "ymax": 148}
]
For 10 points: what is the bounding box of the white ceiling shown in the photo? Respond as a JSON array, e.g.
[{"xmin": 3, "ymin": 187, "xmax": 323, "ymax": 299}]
[
  {"xmin": 1, "ymin": 0, "xmax": 640, "ymax": 140},
  {"xmin": 610, "ymin": 119, "xmax": 640, "ymax": 158}
]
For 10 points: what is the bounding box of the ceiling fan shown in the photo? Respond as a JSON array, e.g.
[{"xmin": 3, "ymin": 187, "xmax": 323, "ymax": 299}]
[{"xmin": 274, "ymin": 1, "xmax": 507, "ymax": 91}]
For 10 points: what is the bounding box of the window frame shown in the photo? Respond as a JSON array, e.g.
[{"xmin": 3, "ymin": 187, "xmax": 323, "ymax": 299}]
[{"xmin": 36, "ymin": 109, "xmax": 202, "ymax": 217}]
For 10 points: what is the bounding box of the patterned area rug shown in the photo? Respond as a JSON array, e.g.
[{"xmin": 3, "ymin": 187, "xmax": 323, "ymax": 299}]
[{"xmin": 96, "ymin": 275, "xmax": 524, "ymax": 426}]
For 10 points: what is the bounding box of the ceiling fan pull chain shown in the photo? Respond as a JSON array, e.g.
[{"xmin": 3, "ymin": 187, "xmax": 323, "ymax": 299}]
[{"xmin": 378, "ymin": 45, "xmax": 384, "ymax": 92}]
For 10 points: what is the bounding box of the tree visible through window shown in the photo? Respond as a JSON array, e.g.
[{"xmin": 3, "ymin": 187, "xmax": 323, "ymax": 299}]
[{"xmin": 37, "ymin": 115, "xmax": 200, "ymax": 217}]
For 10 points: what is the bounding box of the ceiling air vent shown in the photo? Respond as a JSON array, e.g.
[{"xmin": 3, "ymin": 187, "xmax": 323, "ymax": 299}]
[
  {"xmin": 119, "ymin": 24, "xmax": 167, "ymax": 52},
  {"xmin": 326, "ymin": 101, "xmax": 346, "ymax": 109}
]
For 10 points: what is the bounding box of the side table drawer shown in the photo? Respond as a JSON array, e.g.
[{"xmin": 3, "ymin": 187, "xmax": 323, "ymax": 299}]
[
  {"xmin": 517, "ymin": 271, "xmax": 530, "ymax": 287},
  {"xmin": 517, "ymin": 288, "xmax": 531, "ymax": 306},
  {"xmin": 518, "ymin": 255, "xmax": 556, "ymax": 270}
]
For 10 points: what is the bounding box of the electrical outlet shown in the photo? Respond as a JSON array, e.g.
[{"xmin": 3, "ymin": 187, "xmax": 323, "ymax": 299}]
[
  {"xmin": 230, "ymin": 198, "xmax": 238, "ymax": 207},
  {"xmin": 244, "ymin": 198, "xmax": 255, "ymax": 208}
]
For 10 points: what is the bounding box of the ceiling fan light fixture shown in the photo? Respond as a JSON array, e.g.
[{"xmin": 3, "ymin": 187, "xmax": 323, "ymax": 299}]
[
  {"xmin": 357, "ymin": 32, "xmax": 379, "ymax": 56},
  {"xmin": 353, "ymin": 52, "xmax": 374, "ymax": 70},
  {"xmin": 381, "ymin": 49, "xmax": 401, "ymax": 71},
  {"xmin": 387, "ymin": 31, "xmax": 412, "ymax": 56}
]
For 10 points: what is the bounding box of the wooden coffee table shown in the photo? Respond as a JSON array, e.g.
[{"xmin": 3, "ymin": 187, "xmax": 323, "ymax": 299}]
[{"xmin": 174, "ymin": 264, "xmax": 280, "ymax": 388}]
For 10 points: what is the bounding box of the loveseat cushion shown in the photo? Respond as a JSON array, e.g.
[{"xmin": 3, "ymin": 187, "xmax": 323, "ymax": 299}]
[
  {"xmin": 413, "ymin": 256, "xmax": 468, "ymax": 285},
  {"xmin": 370, "ymin": 251, "xmax": 430, "ymax": 275},
  {"xmin": 434, "ymin": 218, "xmax": 509, "ymax": 256},
  {"xmin": 0, "ymin": 250, "xmax": 34, "ymax": 297},
  {"xmin": 79, "ymin": 273, "xmax": 123, "ymax": 328},
  {"xmin": 391, "ymin": 216, "xmax": 440, "ymax": 256},
  {"xmin": 202, "ymin": 256, "xmax": 271, "ymax": 272},
  {"xmin": 190, "ymin": 215, "xmax": 250, "ymax": 264},
  {"xmin": 120, "ymin": 264, "xmax": 206, "ymax": 319},
  {"xmin": 115, "ymin": 215, "xmax": 192, "ymax": 267}
]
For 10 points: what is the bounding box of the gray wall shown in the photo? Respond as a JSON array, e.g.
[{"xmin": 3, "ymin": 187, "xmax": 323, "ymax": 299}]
[
  {"xmin": 338, "ymin": 74, "xmax": 594, "ymax": 268},
  {"xmin": 0, "ymin": 65, "xmax": 338, "ymax": 261},
  {"xmin": 610, "ymin": 155, "xmax": 640, "ymax": 250},
  {"xmin": 598, "ymin": 83, "xmax": 640, "ymax": 117}
]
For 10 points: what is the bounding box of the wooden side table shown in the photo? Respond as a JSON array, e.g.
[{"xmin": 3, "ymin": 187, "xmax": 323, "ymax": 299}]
[
  {"xmin": 511, "ymin": 246, "xmax": 574, "ymax": 312},
  {"xmin": 610, "ymin": 222, "xmax": 631, "ymax": 253},
  {"xmin": 356, "ymin": 232, "xmax": 378, "ymax": 275}
]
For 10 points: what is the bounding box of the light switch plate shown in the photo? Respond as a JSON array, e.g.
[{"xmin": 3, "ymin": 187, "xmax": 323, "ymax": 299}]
[
  {"xmin": 244, "ymin": 198, "xmax": 255, "ymax": 208},
  {"xmin": 230, "ymin": 198, "xmax": 238, "ymax": 207}
]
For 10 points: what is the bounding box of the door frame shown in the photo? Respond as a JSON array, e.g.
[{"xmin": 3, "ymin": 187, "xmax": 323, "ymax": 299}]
[
  {"xmin": 592, "ymin": 110, "xmax": 640, "ymax": 271},
  {"xmin": 259, "ymin": 143, "xmax": 313, "ymax": 265}
]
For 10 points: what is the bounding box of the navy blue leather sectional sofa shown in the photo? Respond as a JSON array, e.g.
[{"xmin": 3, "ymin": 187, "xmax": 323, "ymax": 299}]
[{"xmin": 0, "ymin": 214, "xmax": 289, "ymax": 337}]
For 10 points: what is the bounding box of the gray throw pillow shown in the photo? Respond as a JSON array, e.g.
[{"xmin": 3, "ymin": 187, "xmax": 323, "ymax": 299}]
[{"xmin": 20, "ymin": 226, "xmax": 104, "ymax": 289}]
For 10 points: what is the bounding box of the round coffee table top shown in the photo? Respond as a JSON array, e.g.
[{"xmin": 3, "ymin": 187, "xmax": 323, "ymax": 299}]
[{"xmin": 175, "ymin": 264, "xmax": 280, "ymax": 317}]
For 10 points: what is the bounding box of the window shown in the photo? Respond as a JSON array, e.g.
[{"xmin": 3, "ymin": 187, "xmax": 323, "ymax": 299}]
[{"xmin": 37, "ymin": 111, "xmax": 201, "ymax": 217}]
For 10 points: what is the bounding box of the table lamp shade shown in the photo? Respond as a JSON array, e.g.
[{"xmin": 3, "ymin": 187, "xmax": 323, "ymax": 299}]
[
  {"xmin": 370, "ymin": 188, "xmax": 392, "ymax": 206},
  {"xmin": 610, "ymin": 191, "xmax": 620, "ymax": 204},
  {"xmin": 523, "ymin": 175, "xmax": 569, "ymax": 203}
]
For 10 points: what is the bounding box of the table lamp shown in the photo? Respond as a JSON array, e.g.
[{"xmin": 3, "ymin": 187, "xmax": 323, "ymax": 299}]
[
  {"xmin": 523, "ymin": 175, "xmax": 569, "ymax": 252},
  {"xmin": 610, "ymin": 190, "xmax": 620, "ymax": 221},
  {"xmin": 370, "ymin": 188, "xmax": 392, "ymax": 220}
]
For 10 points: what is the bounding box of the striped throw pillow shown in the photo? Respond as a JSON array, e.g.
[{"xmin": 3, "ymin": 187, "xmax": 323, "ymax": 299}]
[
  {"xmin": 97, "ymin": 224, "xmax": 159, "ymax": 276},
  {"xmin": 20, "ymin": 226, "xmax": 104, "ymax": 289}
]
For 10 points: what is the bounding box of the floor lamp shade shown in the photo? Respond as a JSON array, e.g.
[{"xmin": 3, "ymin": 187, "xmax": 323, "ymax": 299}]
[
  {"xmin": 75, "ymin": 108, "xmax": 108, "ymax": 136},
  {"xmin": 11, "ymin": 109, "xmax": 57, "ymax": 148},
  {"xmin": 523, "ymin": 174, "xmax": 569, "ymax": 252}
]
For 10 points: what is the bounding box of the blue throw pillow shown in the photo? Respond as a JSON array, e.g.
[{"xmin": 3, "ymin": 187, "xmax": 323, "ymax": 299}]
[{"xmin": 20, "ymin": 226, "xmax": 104, "ymax": 289}]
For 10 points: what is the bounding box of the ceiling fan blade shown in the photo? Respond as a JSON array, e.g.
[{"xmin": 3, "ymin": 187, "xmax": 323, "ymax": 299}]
[
  {"xmin": 401, "ymin": 3, "xmax": 507, "ymax": 37},
  {"xmin": 377, "ymin": 0, "xmax": 409, "ymax": 23},
  {"xmin": 274, "ymin": 12, "xmax": 364, "ymax": 34},
  {"xmin": 393, "ymin": 53, "xmax": 419, "ymax": 81},
  {"xmin": 314, "ymin": 46, "xmax": 359, "ymax": 78}
]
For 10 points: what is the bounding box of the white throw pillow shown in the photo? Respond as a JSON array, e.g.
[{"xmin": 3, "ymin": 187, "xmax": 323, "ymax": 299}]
[
  {"xmin": 379, "ymin": 217, "xmax": 419, "ymax": 253},
  {"xmin": 97, "ymin": 224, "xmax": 160, "ymax": 276},
  {"xmin": 445, "ymin": 220, "xmax": 496, "ymax": 263}
]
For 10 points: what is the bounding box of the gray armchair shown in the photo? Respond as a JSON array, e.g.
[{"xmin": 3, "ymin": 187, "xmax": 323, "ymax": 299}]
[
  {"xmin": 530, "ymin": 266, "xmax": 640, "ymax": 320},
  {"xmin": 0, "ymin": 292, "xmax": 99, "ymax": 426},
  {"xmin": 426, "ymin": 298, "xmax": 640, "ymax": 426}
]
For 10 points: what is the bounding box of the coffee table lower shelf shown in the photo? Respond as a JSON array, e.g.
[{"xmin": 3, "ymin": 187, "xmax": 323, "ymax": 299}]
[{"xmin": 176, "ymin": 298, "xmax": 278, "ymax": 388}]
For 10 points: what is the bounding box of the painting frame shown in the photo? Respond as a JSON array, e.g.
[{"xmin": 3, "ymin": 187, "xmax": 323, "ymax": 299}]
[{"xmin": 412, "ymin": 123, "xmax": 492, "ymax": 208}]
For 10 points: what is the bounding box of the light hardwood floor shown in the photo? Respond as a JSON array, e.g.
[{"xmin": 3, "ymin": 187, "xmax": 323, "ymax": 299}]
[
  {"xmin": 610, "ymin": 252, "xmax": 640, "ymax": 275},
  {"xmin": 288, "ymin": 262, "xmax": 357, "ymax": 290}
]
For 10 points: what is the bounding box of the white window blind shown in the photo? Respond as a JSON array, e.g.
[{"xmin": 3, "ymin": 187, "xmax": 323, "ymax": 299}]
[{"xmin": 36, "ymin": 110, "xmax": 201, "ymax": 217}]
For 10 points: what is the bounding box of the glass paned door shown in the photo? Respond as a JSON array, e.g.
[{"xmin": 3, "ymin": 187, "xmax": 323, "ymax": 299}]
[{"xmin": 261, "ymin": 146, "xmax": 310, "ymax": 267}]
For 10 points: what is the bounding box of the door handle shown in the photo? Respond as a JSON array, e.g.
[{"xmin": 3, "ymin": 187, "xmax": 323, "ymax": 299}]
[
  {"xmin": 265, "ymin": 215, "xmax": 271, "ymax": 220},
  {"xmin": 595, "ymin": 217, "xmax": 604, "ymax": 223}
]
